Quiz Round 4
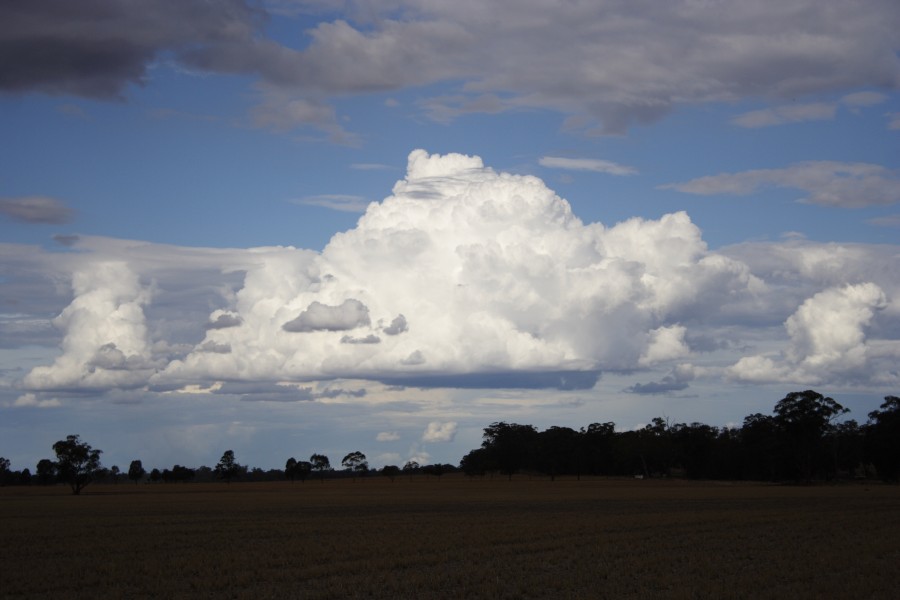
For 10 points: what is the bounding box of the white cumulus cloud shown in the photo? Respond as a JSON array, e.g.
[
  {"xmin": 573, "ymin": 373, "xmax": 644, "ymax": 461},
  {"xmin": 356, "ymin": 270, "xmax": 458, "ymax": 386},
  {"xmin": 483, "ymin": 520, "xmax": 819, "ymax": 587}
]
[
  {"xmin": 422, "ymin": 421, "xmax": 458, "ymax": 443},
  {"xmin": 729, "ymin": 283, "xmax": 889, "ymax": 384},
  {"xmin": 639, "ymin": 325, "xmax": 690, "ymax": 367},
  {"xmin": 13, "ymin": 150, "xmax": 900, "ymax": 399},
  {"xmin": 23, "ymin": 261, "xmax": 157, "ymax": 390},
  {"xmin": 10, "ymin": 393, "xmax": 62, "ymax": 408}
]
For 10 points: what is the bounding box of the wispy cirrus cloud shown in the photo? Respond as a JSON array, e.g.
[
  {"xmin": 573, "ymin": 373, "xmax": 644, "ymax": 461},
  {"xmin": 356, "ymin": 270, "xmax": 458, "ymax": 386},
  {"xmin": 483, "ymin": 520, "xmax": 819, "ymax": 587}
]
[
  {"xmin": 867, "ymin": 214, "xmax": 900, "ymax": 228},
  {"xmin": 732, "ymin": 92, "xmax": 889, "ymax": 128},
  {"xmin": 661, "ymin": 161, "xmax": 900, "ymax": 208},
  {"xmin": 841, "ymin": 91, "xmax": 888, "ymax": 108},
  {"xmin": 538, "ymin": 156, "xmax": 637, "ymax": 176},
  {"xmin": 731, "ymin": 102, "xmax": 836, "ymax": 128},
  {"xmin": 292, "ymin": 194, "xmax": 370, "ymax": 212},
  {"xmin": 0, "ymin": 196, "xmax": 73, "ymax": 224},
  {"xmin": 351, "ymin": 163, "xmax": 394, "ymax": 171}
]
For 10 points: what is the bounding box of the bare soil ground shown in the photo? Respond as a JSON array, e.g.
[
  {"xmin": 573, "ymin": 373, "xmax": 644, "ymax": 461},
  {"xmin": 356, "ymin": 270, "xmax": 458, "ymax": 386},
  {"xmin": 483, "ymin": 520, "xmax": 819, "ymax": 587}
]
[{"xmin": 1, "ymin": 476, "xmax": 898, "ymax": 599}]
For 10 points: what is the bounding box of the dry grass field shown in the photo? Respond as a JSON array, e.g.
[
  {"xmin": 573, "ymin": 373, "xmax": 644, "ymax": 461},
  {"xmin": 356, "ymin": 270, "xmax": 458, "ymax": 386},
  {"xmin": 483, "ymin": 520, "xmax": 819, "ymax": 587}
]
[{"xmin": 1, "ymin": 476, "xmax": 898, "ymax": 599}]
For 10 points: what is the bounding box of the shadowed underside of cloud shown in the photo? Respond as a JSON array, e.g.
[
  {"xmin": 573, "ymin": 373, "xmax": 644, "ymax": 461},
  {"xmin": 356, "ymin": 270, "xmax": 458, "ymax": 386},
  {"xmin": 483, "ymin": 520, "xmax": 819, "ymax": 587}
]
[
  {"xmin": 2, "ymin": 0, "xmax": 898, "ymax": 136},
  {"xmin": 14, "ymin": 150, "xmax": 900, "ymax": 397},
  {"xmin": 377, "ymin": 370, "xmax": 602, "ymax": 391}
]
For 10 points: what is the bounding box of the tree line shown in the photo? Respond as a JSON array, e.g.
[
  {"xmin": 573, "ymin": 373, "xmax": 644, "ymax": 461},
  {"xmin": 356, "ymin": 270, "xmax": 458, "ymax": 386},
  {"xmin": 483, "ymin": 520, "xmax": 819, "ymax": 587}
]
[
  {"xmin": 2, "ymin": 390, "xmax": 898, "ymax": 493},
  {"xmin": 0, "ymin": 438, "xmax": 457, "ymax": 494},
  {"xmin": 460, "ymin": 391, "xmax": 900, "ymax": 482}
]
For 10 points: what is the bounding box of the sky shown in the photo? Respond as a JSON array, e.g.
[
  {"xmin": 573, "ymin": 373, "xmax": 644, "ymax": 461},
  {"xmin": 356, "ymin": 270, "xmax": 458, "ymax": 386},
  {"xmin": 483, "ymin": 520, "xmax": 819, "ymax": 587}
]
[{"xmin": 1, "ymin": 0, "xmax": 899, "ymax": 473}]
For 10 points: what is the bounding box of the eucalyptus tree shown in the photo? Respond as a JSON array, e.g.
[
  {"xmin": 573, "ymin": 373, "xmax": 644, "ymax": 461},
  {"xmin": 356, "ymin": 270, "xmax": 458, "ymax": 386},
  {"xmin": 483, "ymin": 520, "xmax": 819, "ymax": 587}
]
[
  {"xmin": 773, "ymin": 390, "xmax": 848, "ymax": 481},
  {"xmin": 341, "ymin": 451, "xmax": 368, "ymax": 479},
  {"xmin": 402, "ymin": 460, "xmax": 419, "ymax": 481},
  {"xmin": 310, "ymin": 453, "xmax": 330, "ymax": 482},
  {"xmin": 215, "ymin": 450, "xmax": 243, "ymax": 483},
  {"xmin": 867, "ymin": 396, "xmax": 900, "ymax": 481},
  {"xmin": 381, "ymin": 465, "xmax": 400, "ymax": 482},
  {"xmin": 128, "ymin": 460, "xmax": 146, "ymax": 484},
  {"xmin": 52, "ymin": 434, "xmax": 102, "ymax": 495},
  {"xmin": 285, "ymin": 457, "xmax": 298, "ymax": 482}
]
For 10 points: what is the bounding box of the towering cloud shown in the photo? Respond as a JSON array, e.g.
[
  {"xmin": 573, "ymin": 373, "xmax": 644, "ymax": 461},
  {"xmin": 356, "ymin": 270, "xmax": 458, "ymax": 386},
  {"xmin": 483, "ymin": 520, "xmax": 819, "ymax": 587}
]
[
  {"xmin": 729, "ymin": 283, "xmax": 889, "ymax": 384},
  {"xmin": 16, "ymin": 151, "xmax": 899, "ymax": 397},
  {"xmin": 24, "ymin": 261, "xmax": 156, "ymax": 390},
  {"xmin": 158, "ymin": 150, "xmax": 759, "ymax": 388}
]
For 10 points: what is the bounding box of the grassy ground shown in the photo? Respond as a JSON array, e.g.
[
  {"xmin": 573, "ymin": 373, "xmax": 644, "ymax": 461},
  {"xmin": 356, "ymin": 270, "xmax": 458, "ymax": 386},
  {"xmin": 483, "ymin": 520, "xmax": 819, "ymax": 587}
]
[{"xmin": 1, "ymin": 476, "xmax": 898, "ymax": 599}]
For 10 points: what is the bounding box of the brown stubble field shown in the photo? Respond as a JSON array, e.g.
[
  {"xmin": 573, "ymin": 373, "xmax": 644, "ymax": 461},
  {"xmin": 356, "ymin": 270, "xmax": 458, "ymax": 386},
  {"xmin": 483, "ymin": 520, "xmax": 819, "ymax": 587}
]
[{"xmin": 1, "ymin": 477, "xmax": 898, "ymax": 599}]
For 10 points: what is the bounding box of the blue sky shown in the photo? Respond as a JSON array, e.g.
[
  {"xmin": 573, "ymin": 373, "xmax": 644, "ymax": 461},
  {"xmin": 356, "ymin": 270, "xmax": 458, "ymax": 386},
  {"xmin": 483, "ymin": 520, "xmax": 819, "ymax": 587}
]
[{"xmin": 1, "ymin": 0, "xmax": 899, "ymax": 473}]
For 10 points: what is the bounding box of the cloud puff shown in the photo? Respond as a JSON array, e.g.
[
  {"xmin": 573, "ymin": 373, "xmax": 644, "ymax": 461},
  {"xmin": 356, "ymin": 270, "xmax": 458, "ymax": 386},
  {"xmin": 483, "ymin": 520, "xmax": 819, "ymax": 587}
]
[
  {"xmin": 662, "ymin": 161, "xmax": 900, "ymax": 208},
  {"xmin": 728, "ymin": 283, "xmax": 889, "ymax": 384},
  {"xmin": 639, "ymin": 325, "xmax": 690, "ymax": 367},
  {"xmin": 539, "ymin": 156, "xmax": 637, "ymax": 176},
  {"xmin": 283, "ymin": 299, "xmax": 371, "ymax": 333},
  {"xmin": 9, "ymin": 393, "xmax": 62, "ymax": 409},
  {"xmin": 0, "ymin": 196, "xmax": 73, "ymax": 224},
  {"xmin": 627, "ymin": 366, "xmax": 693, "ymax": 395},
  {"xmin": 206, "ymin": 311, "xmax": 243, "ymax": 330},
  {"xmin": 23, "ymin": 261, "xmax": 156, "ymax": 390},
  {"xmin": 383, "ymin": 314, "xmax": 408, "ymax": 336},
  {"xmin": 376, "ymin": 431, "xmax": 401, "ymax": 442},
  {"xmin": 422, "ymin": 421, "xmax": 457, "ymax": 443}
]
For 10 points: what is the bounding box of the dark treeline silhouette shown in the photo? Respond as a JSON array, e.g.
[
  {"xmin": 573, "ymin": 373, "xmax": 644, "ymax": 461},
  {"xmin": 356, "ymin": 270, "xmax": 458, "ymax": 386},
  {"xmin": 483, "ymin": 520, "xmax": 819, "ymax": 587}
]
[
  {"xmin": 2, "ymin": 391, "xmax": 897, "ymax": 492},
  {"xmin": 1, "ymin": 440, "xmax": 457, "ymax": 494},
  {"xmin": 460, "ymin": 391, "xmax": 900, "ymax": 483}
]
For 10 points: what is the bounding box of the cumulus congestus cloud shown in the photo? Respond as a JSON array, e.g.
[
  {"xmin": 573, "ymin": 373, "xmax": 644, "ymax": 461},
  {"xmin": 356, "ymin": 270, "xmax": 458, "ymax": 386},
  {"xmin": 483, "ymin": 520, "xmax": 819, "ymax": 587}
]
[
  {"xmin": 19, "ymin": 150, "xmax": 899, "ymax": 395},
  {"xmin": 23, "ymin": 261, "xmax": 157, "ymax": 391}
]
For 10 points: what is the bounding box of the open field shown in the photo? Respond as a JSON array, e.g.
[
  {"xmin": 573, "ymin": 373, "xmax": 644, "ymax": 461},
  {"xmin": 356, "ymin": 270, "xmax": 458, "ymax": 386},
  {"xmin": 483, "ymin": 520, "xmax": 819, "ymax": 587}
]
[{"xmin": 2, "ymin": 477, "xmax": 898, "ymax": 599}]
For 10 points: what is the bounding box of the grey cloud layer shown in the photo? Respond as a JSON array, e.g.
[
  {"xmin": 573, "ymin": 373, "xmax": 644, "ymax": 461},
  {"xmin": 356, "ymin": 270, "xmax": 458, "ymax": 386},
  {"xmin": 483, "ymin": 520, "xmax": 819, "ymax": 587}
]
[
  {"xmin": 0, "ymin": 0, "xmax": 271, "ymax": 98},
  {"xmin": 4, "ymin": 0, "xmax": 898, "ymax": 134},
  {"xmin": 10, "ymin": 151, "xmax": 900, "ymax": 398}
]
